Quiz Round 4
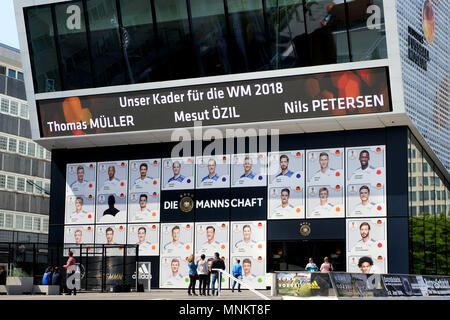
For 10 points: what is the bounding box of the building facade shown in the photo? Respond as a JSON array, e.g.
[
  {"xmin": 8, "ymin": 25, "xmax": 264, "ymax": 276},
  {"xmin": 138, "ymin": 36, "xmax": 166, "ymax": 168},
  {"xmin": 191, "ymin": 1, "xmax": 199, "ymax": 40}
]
[
  {"xmin": 13, "ymin": 0, "xmax": 449, "ymax": 288},
  {"xmin": 0, "ymin": 43, "xmax": 51, "ymax": 244}
]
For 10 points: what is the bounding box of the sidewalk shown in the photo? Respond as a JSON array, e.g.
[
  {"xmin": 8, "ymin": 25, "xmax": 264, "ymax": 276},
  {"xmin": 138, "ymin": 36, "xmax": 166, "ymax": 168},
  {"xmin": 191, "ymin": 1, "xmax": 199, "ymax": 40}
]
[{"xmin": 0, "ymin": 289, "xmax": 278, "ymax": 300}]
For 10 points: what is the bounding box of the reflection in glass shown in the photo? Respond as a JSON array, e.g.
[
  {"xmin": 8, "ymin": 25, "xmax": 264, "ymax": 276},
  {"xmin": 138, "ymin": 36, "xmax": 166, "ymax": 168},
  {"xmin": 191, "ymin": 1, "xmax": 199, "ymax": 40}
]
[
  {"xmin": 347, "ymin": 0, "xmax": 387, "ymax": 61},
  {"xmin": 120, "ymin": 0, "xmax": 158, "ymax": 83},
  {"xmin": 266, "ymin": 0, "xmax": 306, "ymax": 69},
  {"xmin": 227, "ymin": 0, "xmax": 269, "ymax": 72},
  {"xmin": 154, "ymin": 0, "xmax": 196, "ymax": 80},
  {"xmin": 86, "ymin": 0, "xmax": 127, "ymax": 87},
  {"xmin": 55, "ymin": 1, "xmax": 93, "ymax": 90},
  {"xmin": 25, "ymin": 6, "xmax": 61, "ymax": 92},
  {"xmin": 302, "ymin": 0, "xmax": 350, "ymax": 65},
  {"xmin": 190, "ymin": 0, "xmax": 230, "ymax": 76}
]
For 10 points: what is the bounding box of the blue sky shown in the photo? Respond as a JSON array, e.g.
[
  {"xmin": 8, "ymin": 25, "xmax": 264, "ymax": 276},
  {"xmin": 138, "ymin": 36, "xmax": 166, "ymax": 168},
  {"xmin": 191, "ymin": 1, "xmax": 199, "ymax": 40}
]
[{"xmin": 0, "ymin": 0, "xmax": 20, "ymax": 49}]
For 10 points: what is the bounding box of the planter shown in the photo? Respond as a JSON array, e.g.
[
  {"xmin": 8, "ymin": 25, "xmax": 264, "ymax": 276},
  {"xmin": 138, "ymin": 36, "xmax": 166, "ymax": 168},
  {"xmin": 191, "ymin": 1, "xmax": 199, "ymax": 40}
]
[{"xmin": 6, "ymin": 277, "xmax": 34, "ymax": 294}]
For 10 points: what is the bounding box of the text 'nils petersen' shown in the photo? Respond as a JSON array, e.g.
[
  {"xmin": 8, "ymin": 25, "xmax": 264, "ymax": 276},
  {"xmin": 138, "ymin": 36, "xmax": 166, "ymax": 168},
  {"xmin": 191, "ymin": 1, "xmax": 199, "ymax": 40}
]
[{"xmin": 178, "ymin": 304, "xmax": 271, "ymax": 318}]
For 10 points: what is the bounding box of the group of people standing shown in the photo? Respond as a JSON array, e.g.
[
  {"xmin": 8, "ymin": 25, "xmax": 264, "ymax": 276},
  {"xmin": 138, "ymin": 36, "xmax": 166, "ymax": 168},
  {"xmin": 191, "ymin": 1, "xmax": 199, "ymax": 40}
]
[
  {"xmin": 187, "ymin": 252, "xmax": 232, "ymax": 296},
  {"xmin": 305, "ymin": 257, "xmax": 334, "ymax": 272},
  {"xmin": 41, "ymin": 250, "xmax": 78, "ymax": 295}
]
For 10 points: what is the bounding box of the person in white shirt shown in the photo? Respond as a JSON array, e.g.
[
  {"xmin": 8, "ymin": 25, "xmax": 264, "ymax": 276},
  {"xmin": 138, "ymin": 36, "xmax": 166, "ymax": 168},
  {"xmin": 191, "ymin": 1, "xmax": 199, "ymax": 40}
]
[
  {"xmin": 310, "ymin": 187, "xmax": 334, "ymax": 216},
  {"xmin": 136, "ymin": 226, "xmax": 152, "ymax": 254},
  {"xmin": 201, "ymin": 226, "xmax": 221, "ymax": 253},
  {"xmin": 242, "ymin": 258, "xmax": 257, "ymax": 281},
  {"xmin": 134, "ymin": 194, "xmax": 152, "ymax": 220},
  {"xmin": 70, "ymin": 166, "xmax": 88, "ymax": 193},
  {"xmin": 352, "ymin": 222, "xmax": 377, "ymax": 251},
  {"xmin": 311, "ymin": 152, "xmax": 337, "ymax": 183},
  {"xmin": 167, "ymin": 258, "xmax": 184, "ymax": 282},
  {"xmin": 350, "ymin": 150, "xmax": 380, "ymax": 181},
  {"xmin": 352, "ymin": 185, "xmax": 379, "ymax": 216},
  {"xmin": 133, "ymin": 163, "xmax": 153, "ymax": 187},
  {"xmin": 103, "ymin": 166, "xmax": 120, "ymax": 191},
  {"xmin": 74, "ymin": 229, "xmax": 83, "ymax": 245},
  {"xmin": 164, "ymin": 226, "xmax": 185, "ymax": 253},
  {"xmin": 273, "ymin": 188, "xmax": 295, "ymax": 217},
  {"xmin": 105, "ymin": 227, "xmax": 116, "ymax": 245},
  {"xmin": 234, "ymin": 224, "xmax": 257, "ymax": 250},
  {"xmin": 69, "ymin": 197, "xmax": 89, "ymax": 223}
]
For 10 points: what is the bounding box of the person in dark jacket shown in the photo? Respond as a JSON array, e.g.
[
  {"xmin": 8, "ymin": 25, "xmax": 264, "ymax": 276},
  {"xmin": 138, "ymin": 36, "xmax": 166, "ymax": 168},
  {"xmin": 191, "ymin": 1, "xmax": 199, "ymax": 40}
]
[
  {"xmin": 210, "ymin": 252, "xmax": 225, "ymax": 296},
  {"xmin": 52, "ymin": 267, "xmax": 63, "ymax": 294},
  {"xmin": 42, "ymin": 266, "xmax": 53, "ymax": 285}
]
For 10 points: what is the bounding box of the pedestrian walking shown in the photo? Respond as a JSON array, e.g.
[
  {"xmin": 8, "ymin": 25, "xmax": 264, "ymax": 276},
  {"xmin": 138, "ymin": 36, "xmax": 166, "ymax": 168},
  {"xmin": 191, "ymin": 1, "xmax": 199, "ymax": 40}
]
[
  {"xmin": 305, "ymin": 257, "xmax": 318, "ymax": 272},
  {"xmin": 63, "ymin": 251, "xmax": 77, "ymax": 295},
  {"xmin": 231, "ymin": 259, "xmax": 242, "ymax": 293},
  {"xmin": 320, "ymin": 257, "xmax": 334, "ymax": 272},
  {"xmin": 206, "ymin": 258, "xmax": 213, "ymax": 296},
  {"xmin": 187, "ymin": 254, "xmax": 198, "ymax": 296},
  {"xmin": 197, "ymin": 254, "xmax": 208, "ymax": 296},
  {"xmin": 210, "ymin": 252, "xmax": 225, "ymax": 296}
]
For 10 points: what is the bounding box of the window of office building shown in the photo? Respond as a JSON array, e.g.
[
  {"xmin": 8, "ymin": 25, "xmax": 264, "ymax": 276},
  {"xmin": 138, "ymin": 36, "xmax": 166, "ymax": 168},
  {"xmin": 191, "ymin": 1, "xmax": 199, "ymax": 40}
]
[
  {"xmin": 346, "ymin": 0, "xmax": 387, "ymax": 61},
  {"xmin": 304, "ymin": 0, "xmax": 350, "ymax": 65},
  {"xmin": 25, "ymin": 5, "xmax": 61, "ymax": 92},
  {"xmin": 17, "ymin": 72, "xmax": 24, "ymax": 81},
  {"xmin": 0, "ymin": 136, "xmax": 7, "ymax": 150},
  {"xmin": 0, "ymin": 174, "xmax": 5, "ymax": 189},
  {"xmin": 25, "ymin": 0, "xmax": 387, "ymax": 93},
  {"xmin": 17, "ymin": 177, "xmax": 25, "ymax": 192},
  {"xmin": 8, "ymin": 69, "xmax": 16, "ymax": 79},
  {"xmin": 8, "ymin": 138, "xmax": 17, "ymax": 153},
  {"xmin": 119, "ymin": 0, "xmax": 158, "ymax": 83},
  {"xmin": 408, "ymin": 131, "xmax": 449, "ymax": 275},
  {"xmin": 20, "ymin": 104, "xmax": 29, "ymax": 119},
  {"xmin": 27, "ymin": 142, "xmax": 36, "ymax": 157},
  {"xmin": 54, "ymin": 1, "xmax": 93, "ymax": 90},
  {"xmin": 86, "ymin": 0, "xmax": 127, "ymax": 87},
  {"xmin": 9, "ymin": 101, "xmax": 18, "ymax": 116},
  {"xmin": 26, "ymin": 179, "xmax": 34, "ymax": 193},
  {"xmin": 33, "ymin": 217, "xmax": 41, "ymax": 232},
  {"xmin": 1, "ymin": 98, "xmax": 8, "ymax": 113},
  {"xmin": 4, "ymin": 214, "xmax": 13, "ymax": 228},
  {"xmin": 15, "ymin": 215, "xmax": 24, "ymax": 230},
  {"xmin": 18, "ymin": 140, "xmax": 27, "ymax": 155},
  {"xmin": 24, "ymin": 216, "xmax": 33, "ymax": 231},
  {"xmin": 6, "ymin": 176, "xmax": 15, "ymax": 190},
  {"xmin": 154, "ymin": 0, "xmax": 195, "ymax": 80}
]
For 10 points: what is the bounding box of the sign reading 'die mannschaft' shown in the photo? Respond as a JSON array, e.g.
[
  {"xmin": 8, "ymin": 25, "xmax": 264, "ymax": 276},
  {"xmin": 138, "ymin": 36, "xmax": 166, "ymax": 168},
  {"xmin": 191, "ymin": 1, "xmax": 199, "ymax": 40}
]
[{"xmin": 38, "ymin": 67, "xmax": 391, "ymax": 137}]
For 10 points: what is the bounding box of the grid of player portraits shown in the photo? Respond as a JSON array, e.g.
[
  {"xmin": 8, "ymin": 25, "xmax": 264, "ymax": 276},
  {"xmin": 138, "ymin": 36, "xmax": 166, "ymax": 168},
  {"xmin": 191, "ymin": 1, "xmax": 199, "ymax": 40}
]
[
  {"xmin": 63, "ymin": 145, "xmax": 387, "ymax": 278},
  {"xmin": 159, "ymin": 221, "xmax": 266, "ymax": 289}
]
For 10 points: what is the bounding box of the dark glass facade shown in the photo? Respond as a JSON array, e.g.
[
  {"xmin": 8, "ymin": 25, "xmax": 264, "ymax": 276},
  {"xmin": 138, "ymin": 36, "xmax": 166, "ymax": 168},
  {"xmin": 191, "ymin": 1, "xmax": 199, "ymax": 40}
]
[
  {"xmin": 408, "ymin": 131, "xmax": 449, "ymax": 275},
  {"xmin": 25, "ymin": 0, "xmax": 387, "ymax": 93}
]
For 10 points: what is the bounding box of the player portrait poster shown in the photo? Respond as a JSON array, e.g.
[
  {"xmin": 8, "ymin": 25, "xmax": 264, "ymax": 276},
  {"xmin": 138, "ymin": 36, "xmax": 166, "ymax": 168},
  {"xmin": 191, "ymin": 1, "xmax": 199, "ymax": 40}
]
[
  {"xmin": 196, "ymin": 155, "xmax": 230, "ymax": 189},
  {"xmin": 96, "ymin": 161, "xmax": 128, "ymax": 224},
  {"xmin": 162, "ymin": 157, "xmax": 195, "ymax": 190},
  {"xmin": 128, "ymin": 159, "xmax": 161, "ymax": 222},
  {"xmin": 63, "ymin": 225, "xmax": 94, "ymax": 256},
  {"xmin": 128, "ymin": 191, "xmax": 159, "ymax": 223},
  {"xmin": 268, "ymin": 151, "xmax": 305, "ymax": 219},
  {"xmin": 231, "ymin": 153, "xmax": 267, "ymax": 188},
  {"xmin": 65, "ymin": 163, "xmax": 96, "ymax": 224},
  {"xmin": 127, "ymin": 224, "xmax": 159, "ymax": 256},
  {"xmin": 230, "ymin": 221, "xmax": 266, "ymax": 289},
  {"xmin": 95, "ymin": 224, "xmax": 126, "ymax": 256},
  {"xmin": 65, "ymin": 194, "xmax": 95, "ymax": 225},
  {"xmin": 346, "ymin": 218, "xmax": 387, "ymax": 274},
  {"xmin": 306, "ymin": 148, "xmax": 344, "ymax": 218},
  {"xmin": 346, "ymin": 146, "xmax": 386, "ymax": 218},
  {"xmin": 160, "ymin": 223, "xmax": 194, "ymax": 288}
]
